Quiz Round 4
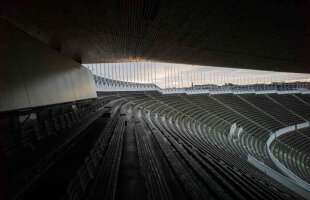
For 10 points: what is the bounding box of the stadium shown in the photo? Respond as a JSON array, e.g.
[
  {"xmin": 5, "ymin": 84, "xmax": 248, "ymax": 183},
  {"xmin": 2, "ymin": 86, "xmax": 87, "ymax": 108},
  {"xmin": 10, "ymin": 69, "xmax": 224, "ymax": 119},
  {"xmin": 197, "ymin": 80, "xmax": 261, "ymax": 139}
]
[{"xmin": 0, "ymin": 1, "xmax": 310, "ymax": 200}]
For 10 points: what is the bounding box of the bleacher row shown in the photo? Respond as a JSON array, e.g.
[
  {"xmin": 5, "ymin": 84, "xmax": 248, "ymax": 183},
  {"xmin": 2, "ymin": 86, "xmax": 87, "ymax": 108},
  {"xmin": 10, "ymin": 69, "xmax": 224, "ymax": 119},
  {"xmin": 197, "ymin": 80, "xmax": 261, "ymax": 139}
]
[
  {"xmin": 134, "ymin": 122, "xmax": 173, "ymax": 200},
  {"xmin": 165, "ymin": 93, "xmax": 309, "ymax": 176},
  {"xmin": 0, "ymin": 92, "xmax": 128, "ymax": 200},
  {"xmin": 88, "ymin": 118, "xmax": 125, "ymax": 199},
  {"xmin": 147, "ymin": 100, "xmax": 292, "ymax": 199},
  {"xmin": 66, "ymin": 115, "xmax": 118, "ymax": 200},
  {"xmin": 1, "ymin": 98, "xmax": 104, "ymax": 155},
  {"xmin": 129, "ymin": 92, "xmax": 309, "ymax": 199},
  {"xmin": 1, "ymin": 91, "xmax": 309, "ymax": 200},
  {"xmin": 270, "ymin": 127, "xmax": 310, "ymax": 183}
]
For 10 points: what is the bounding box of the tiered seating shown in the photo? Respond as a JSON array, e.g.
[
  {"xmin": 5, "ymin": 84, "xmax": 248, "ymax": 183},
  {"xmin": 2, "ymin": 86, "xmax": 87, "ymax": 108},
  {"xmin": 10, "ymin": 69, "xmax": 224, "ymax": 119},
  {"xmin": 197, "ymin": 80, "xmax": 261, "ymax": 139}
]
[
  {"xmin": 134, "ymin": 95, "xmax": 303, "ymax": 200},
  {"xmin": 181, "ymin": 94, "xmax": 270, "ymax": 163},
  {"xmin": 295, "ymin": 94, "xmax": 310, "ymax": 105},
  {"xmin": 150, "ymin": 108, "xmax": 246, "ymax": 200},
  {"xmin": 214, "ymin": 94, "xmax": 284, "ymax": 132},
  {"xmin": 268, "ymin": 94, "xmax": 310, "ymax": 121},
  {"xmin": 0, "ymin": 95, "xmax": 120, "ymax": 200},
  {"xmin": 66, "ymin": 115, "xmax": 118, "ymax": 200},
  {"xmin": 3, "ymin": 91, "xmax": 309, "ymax": 200},
  {"xmin": 1, "ymin": 98, "xmax": 106, "ymax": 155},
  {"xmin": 135, "ymin": 122, "xmax": 173, "ymax": 200},
  {"xmin": 241, "ymin": 94, "xmax": 305, "ymax": 126},
  {"xmin": 86, "ymin": 118, "xmax": 125, "ymax": 199},
  {"xmin": 143, "ymin": 114, "xmax": 213, "ymax": 200}
]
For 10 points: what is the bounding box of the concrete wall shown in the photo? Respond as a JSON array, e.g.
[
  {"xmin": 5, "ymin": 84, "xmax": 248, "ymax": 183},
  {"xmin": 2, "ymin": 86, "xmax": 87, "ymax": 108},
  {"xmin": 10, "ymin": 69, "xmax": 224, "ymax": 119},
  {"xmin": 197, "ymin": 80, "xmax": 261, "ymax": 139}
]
[
  {"xmin": 0, "ymin": 19, "xmax": 96, "ymax": 112},
  {"xmin": 266, "ymin": 122, "xmax": 310, "ymax": 192},
  {"xmin": 248, "ymin": 155, "xmax": 310, "ymax": 200}
]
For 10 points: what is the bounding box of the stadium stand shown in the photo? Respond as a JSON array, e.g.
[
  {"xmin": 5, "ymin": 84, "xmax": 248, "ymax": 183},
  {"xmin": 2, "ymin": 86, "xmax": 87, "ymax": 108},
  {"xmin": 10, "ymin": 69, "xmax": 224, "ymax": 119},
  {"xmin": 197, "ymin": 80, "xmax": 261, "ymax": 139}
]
[
  {"xmin": 2, "ymin": 1, "xmax": 310, "ymax": 199},
  {"xmin": 1, "ymin": 91, "xmax": 309, "ymax": 200}
]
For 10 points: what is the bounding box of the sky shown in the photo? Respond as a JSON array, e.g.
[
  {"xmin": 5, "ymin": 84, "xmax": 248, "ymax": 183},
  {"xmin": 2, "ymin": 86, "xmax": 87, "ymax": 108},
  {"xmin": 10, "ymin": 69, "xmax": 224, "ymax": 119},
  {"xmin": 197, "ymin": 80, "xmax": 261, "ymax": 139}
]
[{"xmin": 84, "ymin": 62, "xmax": 310, "ymax": 89}]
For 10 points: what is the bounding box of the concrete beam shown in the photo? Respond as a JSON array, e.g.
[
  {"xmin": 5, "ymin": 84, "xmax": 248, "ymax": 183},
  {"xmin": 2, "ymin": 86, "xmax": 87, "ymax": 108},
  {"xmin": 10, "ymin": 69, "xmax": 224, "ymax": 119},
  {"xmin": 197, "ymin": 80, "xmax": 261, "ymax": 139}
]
[{"xmin": 0, "ymin": 19, "xmax": 96, "ymax": 112}]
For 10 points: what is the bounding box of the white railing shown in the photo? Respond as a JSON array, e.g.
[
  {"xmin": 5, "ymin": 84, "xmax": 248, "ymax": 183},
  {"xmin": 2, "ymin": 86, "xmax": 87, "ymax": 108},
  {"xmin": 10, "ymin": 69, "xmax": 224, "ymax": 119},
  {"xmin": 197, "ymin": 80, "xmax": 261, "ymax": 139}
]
[
  {"xmin": 248, "ymin": 155, "xmax": 310, "ymax": 200},
  {"xmin": 266, "ymin": 122, "xmax": 310, "ymax": 192}
]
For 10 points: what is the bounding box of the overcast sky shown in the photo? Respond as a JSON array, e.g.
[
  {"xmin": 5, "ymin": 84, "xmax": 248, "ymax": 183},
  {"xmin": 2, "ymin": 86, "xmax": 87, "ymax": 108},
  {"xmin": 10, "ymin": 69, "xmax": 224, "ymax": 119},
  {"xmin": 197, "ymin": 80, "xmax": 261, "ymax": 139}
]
[{"xmin": 84, "ymin": 62, "xmax": 310, "ymax": 89}]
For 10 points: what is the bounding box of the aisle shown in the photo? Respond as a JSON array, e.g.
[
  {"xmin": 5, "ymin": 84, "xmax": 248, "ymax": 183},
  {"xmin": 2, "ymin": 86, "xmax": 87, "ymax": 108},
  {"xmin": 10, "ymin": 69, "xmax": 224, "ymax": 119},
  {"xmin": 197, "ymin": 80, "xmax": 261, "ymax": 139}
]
[{"xmin": 116, "ymin": 114, "xmax": 147, "ymax": 200}]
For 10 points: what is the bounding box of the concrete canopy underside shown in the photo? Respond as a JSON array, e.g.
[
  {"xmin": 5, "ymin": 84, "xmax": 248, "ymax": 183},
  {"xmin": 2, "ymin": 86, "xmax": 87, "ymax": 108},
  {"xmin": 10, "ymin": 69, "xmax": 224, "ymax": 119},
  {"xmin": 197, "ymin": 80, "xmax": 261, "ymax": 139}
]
[{"xmin": 1, "ymin": 0, "xmax": 309, "ymax": 72}]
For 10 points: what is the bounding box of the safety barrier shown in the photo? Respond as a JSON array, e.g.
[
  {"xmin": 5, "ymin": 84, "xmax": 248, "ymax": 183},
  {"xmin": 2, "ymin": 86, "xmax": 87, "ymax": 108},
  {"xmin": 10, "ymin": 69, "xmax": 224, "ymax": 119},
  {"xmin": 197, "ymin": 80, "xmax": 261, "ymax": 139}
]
[
  {"xmin": 248, "ymin": 155, "xmax": 310, "ymax": 200},
  {"xmin": 266, "ymin": 122, "xmax": 310, "ymax": 192}
]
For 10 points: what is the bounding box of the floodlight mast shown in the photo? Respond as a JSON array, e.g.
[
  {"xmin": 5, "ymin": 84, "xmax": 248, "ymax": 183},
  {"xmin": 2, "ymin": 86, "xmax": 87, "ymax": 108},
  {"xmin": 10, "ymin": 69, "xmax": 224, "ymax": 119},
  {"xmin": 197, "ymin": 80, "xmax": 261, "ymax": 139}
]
[
  {"xmin": 165, "ymin": 66, "xmax": 166, "ymax": 89},
  {"xmin": 155, "ymin": 63, "xmax": 157, "ymax": 86}
]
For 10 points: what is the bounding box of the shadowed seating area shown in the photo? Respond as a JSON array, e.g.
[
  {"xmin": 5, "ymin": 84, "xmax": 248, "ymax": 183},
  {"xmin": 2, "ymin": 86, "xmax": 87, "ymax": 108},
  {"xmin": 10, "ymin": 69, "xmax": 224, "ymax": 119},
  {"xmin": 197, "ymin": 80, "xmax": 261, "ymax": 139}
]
[
  {"xmin": 1, "ymin": 0, "xmax": 310, "ymax": 199},
  {"xmin": 1, "ymin": 91, "xmax": 310, "ymax": 200}
]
